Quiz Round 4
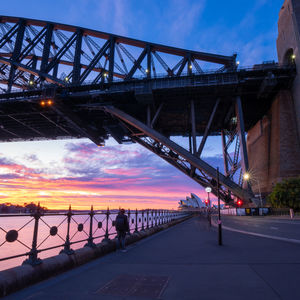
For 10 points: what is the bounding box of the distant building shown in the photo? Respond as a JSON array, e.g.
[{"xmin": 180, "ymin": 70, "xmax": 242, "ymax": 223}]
[{"xmin": 178, "ymin": 193, "xmax": 206, "ymax": 210}]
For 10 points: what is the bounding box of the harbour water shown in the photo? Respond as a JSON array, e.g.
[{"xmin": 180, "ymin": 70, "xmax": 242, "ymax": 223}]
[{"xmin": 0, "ymin": 210, "xmax": 174, "ymax": 271}]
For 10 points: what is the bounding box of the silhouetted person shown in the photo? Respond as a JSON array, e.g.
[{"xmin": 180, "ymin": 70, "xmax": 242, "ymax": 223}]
[{"xmin": 115, "ymin": 208, "xmax": 129, "ymax": 252}]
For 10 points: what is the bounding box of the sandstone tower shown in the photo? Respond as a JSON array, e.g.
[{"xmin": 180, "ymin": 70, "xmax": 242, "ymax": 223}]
[{"xmin": 246, "ymin": 0, "xmax": 300, "ymax": 197}]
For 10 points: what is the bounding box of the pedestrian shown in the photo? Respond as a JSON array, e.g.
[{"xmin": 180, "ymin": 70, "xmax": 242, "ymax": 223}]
[{"xmin": 115, "ymin": 208, "xmax": 130, "ymax": 252}]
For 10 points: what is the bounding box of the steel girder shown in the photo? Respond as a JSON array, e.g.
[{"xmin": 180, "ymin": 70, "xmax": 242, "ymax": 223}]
[
  {"xmin": 220, "ymin": 97, "xmax": 255, "ymax": 200},
  {"xmin": 100, "ymin": 105, "xmax": 254, "ymax": 204},
  {"xmin": 0, "ymin": 16, "xmax": 236, "ymax": 91}
]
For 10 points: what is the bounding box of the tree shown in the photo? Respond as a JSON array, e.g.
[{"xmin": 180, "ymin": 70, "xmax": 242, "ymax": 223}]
[{"xmin": 268, "ymin": 177, "xmax": 300, "ymax": 210}]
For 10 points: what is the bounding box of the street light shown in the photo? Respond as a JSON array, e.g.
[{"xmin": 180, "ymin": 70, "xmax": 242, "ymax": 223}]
[
  {"xmin": 205, "ymin": 187, "xmax": 212, "ymax": 207},
  {"xmin": 243, "ymin": 172, "xmax": 263, "ymax": 207}
]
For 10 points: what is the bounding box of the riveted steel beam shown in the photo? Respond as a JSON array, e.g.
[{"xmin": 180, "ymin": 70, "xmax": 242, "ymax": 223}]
[
  {"xmin": 101, "ymin": 105, "xmax": 253, "ymax": 202},
  {"xmin": 7, "ymin": 19, "xmax": 26, "ymax": 92},
  {"xmin": 108, "ymin": 36, "xmax": 115, "ymax": 83},
  {"xmin": 7, "ymin": 115, "xmax": 45, "ymax": 136},
  {"xmin": 235, "ymin": 96, "xmax": 249, "ymax": 173},
  {"xmin": 150, "ymin": 102, "xmax": 164, "ymax": 128},
  {"xmin": 72, "ymin": 29, "xmax": 83, "ymax": 84},
  {"xmin": 125, "ymin": 47, "xmax": 147, "ymax": 80},
  {"xmin": 79, "ymin": 39, "xmax": 110, "ymax": 83},
  {"xmin": 0, "ymin": 57, "xmax": 66, "ymax": 85},
  {"xmin": 196, "ymin": 98, "xmax": 220, "ymax": 157},
  {"xmin": 40, "ymin": 23, "xmax": 53, "ymax": 74}
]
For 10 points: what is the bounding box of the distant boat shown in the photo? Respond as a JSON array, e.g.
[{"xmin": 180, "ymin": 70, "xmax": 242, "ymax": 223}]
[{"xmin": 178, "ymin": 193, "xmax": 206, "ymax": 210}]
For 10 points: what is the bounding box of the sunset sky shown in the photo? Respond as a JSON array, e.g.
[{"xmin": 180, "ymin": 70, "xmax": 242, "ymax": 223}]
[{"xmin": 0, "ymin": 0, "xmax": 284, "ymax": 210}]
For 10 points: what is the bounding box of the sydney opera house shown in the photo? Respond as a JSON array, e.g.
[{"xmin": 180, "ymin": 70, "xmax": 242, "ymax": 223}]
[{"xmin": 178, "ymin": 193, "xmax": 206, "ymax": 210}]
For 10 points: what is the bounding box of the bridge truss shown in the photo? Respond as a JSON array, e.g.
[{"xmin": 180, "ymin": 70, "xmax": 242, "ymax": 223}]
[{"xmin": 0, "ymin": 16, "xmax": 296, "ymax": 206}]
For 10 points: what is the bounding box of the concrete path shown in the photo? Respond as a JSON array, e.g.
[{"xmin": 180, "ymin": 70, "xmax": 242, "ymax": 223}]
[{"xmin": 6, "ymin": 216, "xmax": 300, "ymax": 300}]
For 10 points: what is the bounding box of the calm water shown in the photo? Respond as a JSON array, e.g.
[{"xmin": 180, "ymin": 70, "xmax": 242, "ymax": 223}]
[{"xmin": 0, "ymin": 211, "xmax": 174, "ymax": 271}]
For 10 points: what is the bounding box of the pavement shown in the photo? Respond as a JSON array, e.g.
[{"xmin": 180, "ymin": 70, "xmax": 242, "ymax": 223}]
[
  {"xmin": 5, "ymin": 215, "xmax": 300, "ymax": 300},
  {"xmin": 214, "ymin": 215, "xmax": 300, "ymax": 242}
]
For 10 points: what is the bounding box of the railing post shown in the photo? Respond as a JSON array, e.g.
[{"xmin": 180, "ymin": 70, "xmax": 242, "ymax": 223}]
[
  {"xmin": 128, "ymin": 209, "xmax": 131, "ymax": 234},
  {"xmin": 146, "ymin": 209, "xmax": 149, "ymax": 229},
  {"xmin": 85, "ymin": 205, "xmax": 96, "ymax": 248},
  {"xmin": 134, "ymin": 208, "xmax": 138, "ymax": 233},
  {"xmin": 23, "ymin": 203, "xmax": 42, "ymax": 266},
  {"xmin": 155, "ymin": 210, "xmax": 157, "ymax": 226},
  {"xmin": 159, "ymin": 210, "xmax": 161, "ymax": 225},
  {"xmin": 151, "ymin": 210, "xmax": 154, "ymax": 228},
  {"xmin": 142, "ymin": 210, "xmax": 145, "ymax": 231},
  {"xmin": 60, "ymin": 205, "xmax": 74, "ymax": 254},
  {"xmin": 104, "ymin": 207, "xmax": 110, "ymax": 241}
]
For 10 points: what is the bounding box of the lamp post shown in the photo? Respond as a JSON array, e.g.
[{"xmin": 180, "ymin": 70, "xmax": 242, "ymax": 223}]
[
  {"xmin": 216, "ymin": 167, "xmax": 222, "ymax": 245},
  {"xmin": 205, "ymin": 187, "xmax": 212, "ymax": 227},
  {"xmin": 243, "ymin": 172, "xmax": 263, "ymax": 207},
  {"xmin": 205, "ymin": 187, "xmax": 212, "ymax": 207}
]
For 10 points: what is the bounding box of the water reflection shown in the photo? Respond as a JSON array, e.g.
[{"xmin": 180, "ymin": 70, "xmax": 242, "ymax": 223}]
[{"xmin": 0, "ymin": 210, "xmax": 168, "ymax": 271}]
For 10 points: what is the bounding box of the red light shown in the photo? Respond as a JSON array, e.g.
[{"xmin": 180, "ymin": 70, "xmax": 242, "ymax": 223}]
[
  {"xmin": 237, "ymin": 200, "xmax": 243, "ymax": 206},
  {"xmin": 40, "ymin": 101, "xmax": 45, "ymax": 106},
  {"xmin": 205, "ymin": 199, "xmax": 208, "ymax": 206}
]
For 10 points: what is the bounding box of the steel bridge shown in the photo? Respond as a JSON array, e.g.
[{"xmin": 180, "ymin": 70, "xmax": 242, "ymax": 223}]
[{"xmin": 0, "ymin": 16, "xmax": 296, "ymax": 206}]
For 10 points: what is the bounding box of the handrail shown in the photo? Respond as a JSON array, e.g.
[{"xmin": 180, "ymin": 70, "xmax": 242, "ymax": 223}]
[
  {"xmin": 0, "ymin": 63, "xmax": 295, "ymax": 96},
  {"xmin": 0, "ymin": 205, "xmax": 189, "ymax": 267}
]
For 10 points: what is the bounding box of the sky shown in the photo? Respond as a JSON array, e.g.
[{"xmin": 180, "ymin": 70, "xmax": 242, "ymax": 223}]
[{"xmin": 0, "ymin": 0, "xmax": 284, "ymax": 210}]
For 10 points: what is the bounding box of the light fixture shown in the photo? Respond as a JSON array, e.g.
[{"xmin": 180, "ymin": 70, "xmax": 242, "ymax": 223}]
[
  {"xmin": 243, "ymin": 172, "xmax": 250, "ymax": 180},
  {"xmin": 205, "ymin": 187, "xmax": 212, "ymax": 193}
]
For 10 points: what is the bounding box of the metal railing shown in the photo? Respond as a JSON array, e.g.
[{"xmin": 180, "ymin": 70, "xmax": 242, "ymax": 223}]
[
  {"xmin": 1, "ymin": 62, "xmax": 295, "ymax": 96},
  {"xmin": 0, "ymin": 204, "xmax": 189, "ymax": 267}
]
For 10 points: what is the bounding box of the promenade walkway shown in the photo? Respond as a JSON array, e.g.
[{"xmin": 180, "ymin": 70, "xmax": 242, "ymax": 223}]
[{"xmin": 6, "ymin": 216, "xmax": 300, "ymax": 300}]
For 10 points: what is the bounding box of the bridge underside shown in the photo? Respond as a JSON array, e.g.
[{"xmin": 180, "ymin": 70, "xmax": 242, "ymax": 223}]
[
  {"xmin": 0, "ymin": 67, "xmax": 295, "ymax": 205},
  {"xmin": 0, "ymin": 16, "xmax": 296, "ymax": 206}
]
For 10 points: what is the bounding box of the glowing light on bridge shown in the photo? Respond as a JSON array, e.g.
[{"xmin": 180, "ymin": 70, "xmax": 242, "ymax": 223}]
[{"xmin": 243, "ymin": 173, "xmax": 250, "ymax": 180}]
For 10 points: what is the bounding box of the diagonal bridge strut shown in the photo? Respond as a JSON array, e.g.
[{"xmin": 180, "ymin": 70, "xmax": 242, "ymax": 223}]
[{"xmin": 100, "ymin": 105, "xmax": 255, "ymax": 205}]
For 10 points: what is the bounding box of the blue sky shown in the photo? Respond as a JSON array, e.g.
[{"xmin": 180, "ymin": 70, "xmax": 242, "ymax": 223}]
[{"xmin": 0, "ymin": 0, "xmax": 285, "ymax": 209}]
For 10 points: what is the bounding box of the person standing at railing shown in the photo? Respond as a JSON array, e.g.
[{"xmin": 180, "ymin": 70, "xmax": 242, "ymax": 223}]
[{"xmin": 115, "ymin": 209, "xmax": 130, "ymax": 252}]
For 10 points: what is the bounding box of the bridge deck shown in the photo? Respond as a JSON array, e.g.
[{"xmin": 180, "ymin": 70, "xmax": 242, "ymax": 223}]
[
  {"xmin": 0, "ymin": 65, "xmax": 295, "ymax": 144},
  {"xmin": 6, "ymin": 216, "xmax": 300, "ymax": 300}
]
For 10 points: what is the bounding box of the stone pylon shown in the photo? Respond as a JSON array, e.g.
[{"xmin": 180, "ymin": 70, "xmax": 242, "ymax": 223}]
[{"xmin": 246, "ymin": 0, "xmax": 300, "ymax": 197}]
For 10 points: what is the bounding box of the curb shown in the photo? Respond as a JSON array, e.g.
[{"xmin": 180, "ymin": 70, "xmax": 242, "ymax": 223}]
[
  {"xmin": 0, "ymin": 215, "xmax": 192, "ymax": 297},
  {"xmin": 211, "ymin": 217, "xmax": 300, "ymax": 245}
]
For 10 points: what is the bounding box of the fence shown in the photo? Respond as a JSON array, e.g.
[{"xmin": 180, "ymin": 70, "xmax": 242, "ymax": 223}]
[{"xmin": 0, "ymin": 205, "xmax": 188, "ymax": 269}]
